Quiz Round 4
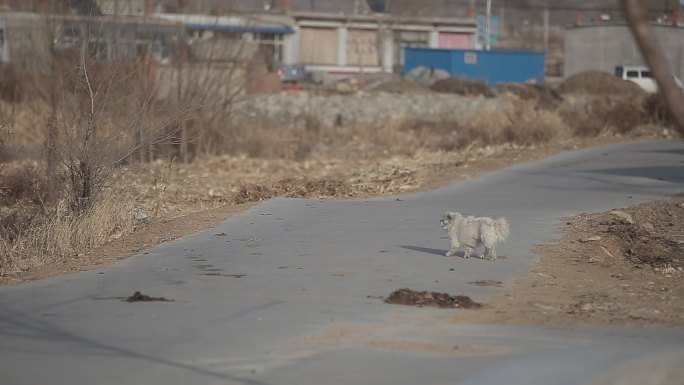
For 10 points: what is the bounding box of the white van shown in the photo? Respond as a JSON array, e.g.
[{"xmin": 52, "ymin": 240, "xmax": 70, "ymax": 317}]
[{"xmin": 615, "ymin": 65, "xmax": 683, "ymax": 93}]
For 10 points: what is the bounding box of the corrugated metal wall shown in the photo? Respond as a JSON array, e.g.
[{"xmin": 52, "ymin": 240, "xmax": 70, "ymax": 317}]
[{"xmin": 404, "ymin": 47, "xmax": 545, "ymax": 86}]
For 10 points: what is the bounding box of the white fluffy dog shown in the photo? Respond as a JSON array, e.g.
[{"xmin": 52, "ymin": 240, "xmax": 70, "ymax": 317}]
[{"xmin": 440, "ymin": 212, "xmax": 509, "ymax": 260}]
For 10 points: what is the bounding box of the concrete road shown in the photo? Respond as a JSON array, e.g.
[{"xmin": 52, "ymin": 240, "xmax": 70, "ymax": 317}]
[{"xmin": 2, "ymin": 140, "xmax": 684, "ymax": 385}]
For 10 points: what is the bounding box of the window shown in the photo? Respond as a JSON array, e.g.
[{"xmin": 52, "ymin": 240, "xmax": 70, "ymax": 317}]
[
  {"xmin": 626, "ymin": 70, "xmax": 639, "ymax": 78},
  {"xmin": 641, "ymin": 70, "xmax": 653, "ymax": 78},
  {"xmin": 254, "ymin": 32, "xmax": 285, "ymax": 65}
]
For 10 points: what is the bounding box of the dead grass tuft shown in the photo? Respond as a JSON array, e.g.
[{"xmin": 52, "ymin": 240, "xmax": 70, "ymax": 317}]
[
  {"xmin": 642, "ymin": 93, "xmax": 679, "ymax": 128},
  {"xmin": 399, "ymin": 119, "xmax": 462, "ymax": 152},
  {"xmin": 463, "ymin": 100, "xmax": 568, "ymax": 147},
  {"xmin": 497, "ymin": 83, "xmax": 563, "ymax": 110},
  {"xmin": 232, "ymin": 177, "xmax": 353, "ymax": 204},
  {"xmin": 0, "ymin": 162, "xmax": 45, "ymax": 206},
  {"xmin": 558, "ymin": 95, "xmax": 648, "ymax": 136},
  {"xmin": 0, "ymin": 192, "xmax": 136, "ymax": 276}
]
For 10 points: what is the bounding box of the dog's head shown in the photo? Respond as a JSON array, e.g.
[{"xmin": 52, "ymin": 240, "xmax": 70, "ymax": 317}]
[{"xmin": 440, "ymin": 211, "xmax": 462, "ymax": 230}]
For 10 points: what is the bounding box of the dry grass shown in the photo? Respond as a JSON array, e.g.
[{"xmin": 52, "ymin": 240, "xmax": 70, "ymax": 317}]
[
  {"xmin": 643, "ymin": 92, "xmax": 680, "ymax": 128},
  {"xmin": 497, "ymin": 83, "xmax": 563, "ymax": 110},
  {"xmin": 232, "ymin": 177, "xmax": 354, "ymax": 204},
  {"xmin": 558, "ymin": 95, "xmax": 649, "ymax": 136},
  {"xmin": 462, "ymin": 99, "xmax": 569, "ymax": 146},
  {"xmin": 215, "ymin": 98, "xmax": 567, "ymax": 162},
  {"xmin": 0, "ymin": 192, "xmax": 136, "ymax": 276}
]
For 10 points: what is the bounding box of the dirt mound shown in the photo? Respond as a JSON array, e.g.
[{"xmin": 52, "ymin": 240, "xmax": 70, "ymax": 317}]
[
  {"xmin": 232, "ymin": 177, "xmax": 353, "ymax": 204},
  {"xmin": 384, "ymin": 288, "xmax": 482, "ymax": 309},
  {"xmin": 497, "ymin": 83, "xmax": 563, "ymax": 109},
  {"xmin": 371, "ymin": 80, "xmax": 433, "ymax": 94},
  {"xmin": 558, "ymin": 71, "xmax": 646, "ymax": 96},
  {"xmin": 454, "ymin": 196, "xmax": 684, "ymax": 328},
  {"xmin": 430, "ymin": 77, "xmax": 495, "ymax": 98},
  {"xmin": 577, "ymin": 198, "xmax": 684, "ymax": 270}
]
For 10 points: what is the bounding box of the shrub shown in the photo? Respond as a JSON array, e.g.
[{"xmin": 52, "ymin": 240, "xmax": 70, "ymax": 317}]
[
  {"xmin": 558, "ymin": 95, "xmax": 647, "ymax": 136},
  {"xmin": 643, "ymin": 93, "xmax": 678, "ymax": 128}
]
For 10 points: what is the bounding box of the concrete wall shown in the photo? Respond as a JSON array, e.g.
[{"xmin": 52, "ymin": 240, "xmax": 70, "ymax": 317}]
[
  {"xmin": 0, "ymin": 13, "xmax": 54, "ymax": 72},
  {"xmin": 565, "ymin": 24, "xmax": 684, "ymax": 80}
]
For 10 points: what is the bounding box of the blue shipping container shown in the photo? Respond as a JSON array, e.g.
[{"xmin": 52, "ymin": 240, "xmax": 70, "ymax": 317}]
[{"xmin": 404, "ymin": 47, "xmax": 545, "ymax": 86}]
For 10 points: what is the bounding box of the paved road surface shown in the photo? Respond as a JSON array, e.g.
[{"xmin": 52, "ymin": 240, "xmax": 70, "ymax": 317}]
[{"xmin": 2, "ymin": 140, "xmax": 684, "ymax": 385}]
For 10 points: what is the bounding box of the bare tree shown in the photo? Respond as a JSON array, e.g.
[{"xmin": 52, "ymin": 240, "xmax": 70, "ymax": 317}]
[
  {"xmin": 622, "ymin": 0, "xmax": 684, "ymax": 134},
  {"xmin": 31, "ymin": 16, "xmax": 196, "ymax": 210},
  {"xmin": 162, "ymin": 26, "xmax": 264, "ymax": 162}
]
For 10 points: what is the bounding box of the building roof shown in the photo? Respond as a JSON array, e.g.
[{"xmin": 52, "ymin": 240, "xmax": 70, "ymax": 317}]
[
  {"xmin": 292, "ymin": 11, "xmax": 476, "ymax": 28},
  {"xmin": 184, "ymin": 23, "xmax": 295, "ymax": 34},
  {"xmin": 156, "ymin": 13, "xmax": 296, "ymax": 34},
  {"xmin": 152, "ymin": 0, "xmax": 470, "ymax": 17}
]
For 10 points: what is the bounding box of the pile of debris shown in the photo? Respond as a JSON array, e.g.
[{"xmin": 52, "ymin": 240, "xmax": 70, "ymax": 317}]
[
  {"xmin": 385, "ymin": 288, "xmax": 482, "ymax": 309},
  {"xmin": 430, "ymin": 77, "xmax": 496, "ymax": 98}
]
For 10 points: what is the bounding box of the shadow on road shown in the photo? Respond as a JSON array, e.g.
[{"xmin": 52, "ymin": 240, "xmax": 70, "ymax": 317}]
[
  {"xmin": 0, "ymin": 304, "xmax": 272, "ymax": 385},
  {"xmin": 400, "ymin": 245, "xmax": 448, "ymax": 257}
]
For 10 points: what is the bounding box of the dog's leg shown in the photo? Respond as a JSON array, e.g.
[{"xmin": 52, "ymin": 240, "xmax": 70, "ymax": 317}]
[
  {"xmin": 445, "ymin": 239, "xmax": 460, "ymax": 257},
  {"xmin": 482, "ymin": 228, "xmax": 498, "ymax": 261},
  {"xmin": 463, "ymin": 247, "xmax": 473, "ymax": 259},
  {"xmin": 484, "ymin": 246, "xmax": 497, "ymax": 261}
]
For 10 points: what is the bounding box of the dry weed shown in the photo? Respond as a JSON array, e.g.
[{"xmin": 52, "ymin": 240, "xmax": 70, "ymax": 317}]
[
  {"xmin": 0, "ymin": 161, "xmax": 45, "ymax": 206},
  {"xmin": 497, "ymin": 83, "xmax": 563, "ymax": 110},
  {"xmin": 558, "ymin": 95, "xmax": 647, "ymax": 136},
  {"xmin": 0, "ymin": 192, "xmax": 136, "ymax": 276},
  {"xmin": 232, "ymin": 177, "xmax": 353, "ymax": 204},
  {"xmin": 643, "ymin": 93, "xmax": 680, "ymax": 128},
  {"xmin": 463, "ymin": 100, "xmax": 568, "ymax": 147}
]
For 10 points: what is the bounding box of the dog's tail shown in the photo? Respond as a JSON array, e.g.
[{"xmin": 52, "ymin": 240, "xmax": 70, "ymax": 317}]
[{"xmin": 493, "ymin": 218, "xmax": 510, "ymax": 242}]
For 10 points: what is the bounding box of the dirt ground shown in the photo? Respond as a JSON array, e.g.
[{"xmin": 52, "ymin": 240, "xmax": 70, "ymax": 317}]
[
  {"xmin": 3, "ymin": 134, "xmax": 683, "ymax": 330},
  {"xmin": 453, "ymin": 196, "xmax": 684, "ymax": 328}
]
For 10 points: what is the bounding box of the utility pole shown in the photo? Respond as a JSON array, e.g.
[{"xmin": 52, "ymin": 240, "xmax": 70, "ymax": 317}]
[
  {"xmin": 485, "ymin": 0, "xmax": 491, "ymax": 50},
  {"xmin": 500, "ymin": 0, "xmax": 506, "ymax": 40},
  {"xmin": 543, "ymin": 3, "xmax": 549, "ymax": 52}
]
